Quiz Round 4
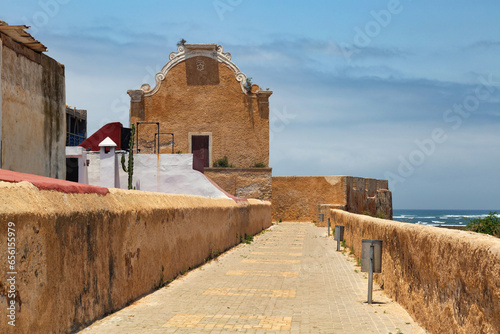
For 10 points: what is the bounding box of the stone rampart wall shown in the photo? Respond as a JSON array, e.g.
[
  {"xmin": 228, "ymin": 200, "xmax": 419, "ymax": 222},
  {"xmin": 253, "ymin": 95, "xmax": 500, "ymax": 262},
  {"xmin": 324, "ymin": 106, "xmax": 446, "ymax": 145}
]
[
  {"xmin": 330, "ymin": 209, "xmax": 500, "ymax": 334},
  {"xmin": 0, "ymin": 182, "xmax": 271, "ymax": 333},
  {"xmin": 272, "ymin": 176, "xmax": 392, "ymax": 222}
]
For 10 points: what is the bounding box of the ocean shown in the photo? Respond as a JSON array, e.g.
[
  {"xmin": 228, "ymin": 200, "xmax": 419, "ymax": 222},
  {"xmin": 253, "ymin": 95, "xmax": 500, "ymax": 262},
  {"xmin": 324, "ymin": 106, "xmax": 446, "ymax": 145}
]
[{"xmin": 392, "ymin": 209, "xmax": 499, "ymax": 227}]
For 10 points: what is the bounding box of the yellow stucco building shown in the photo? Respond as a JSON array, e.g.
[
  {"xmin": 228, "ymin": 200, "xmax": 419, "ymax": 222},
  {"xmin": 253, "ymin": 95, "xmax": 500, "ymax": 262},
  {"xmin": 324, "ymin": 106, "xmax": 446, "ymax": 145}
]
[
  {"xmin": 127, "ymin": 43, "xmax": 273, "ymax": 200},
  {"xmin": 128, "ymin": 43, "xmax": 272, "ymax": 168}
]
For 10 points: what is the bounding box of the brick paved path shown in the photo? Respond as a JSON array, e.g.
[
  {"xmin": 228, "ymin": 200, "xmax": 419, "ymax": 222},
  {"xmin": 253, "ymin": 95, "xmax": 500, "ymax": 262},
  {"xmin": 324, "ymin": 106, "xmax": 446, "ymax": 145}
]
[{"xmin": 80, "ymin": 222, "xmax": 426, "ymax": 333}]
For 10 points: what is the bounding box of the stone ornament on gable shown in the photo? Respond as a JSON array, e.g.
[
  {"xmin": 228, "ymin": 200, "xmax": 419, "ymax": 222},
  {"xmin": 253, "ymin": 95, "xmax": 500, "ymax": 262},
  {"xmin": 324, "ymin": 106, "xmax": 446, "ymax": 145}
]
[
  {"xmin": 169, "ymin": 45, "xmax": 184, "ymax": 60},
  {"xmin": 216, "ymin": 45, "xmax": 232, "ymax": 60},
  {"xmin": 141, "ymin": 44, "xmax": 250, "ymax": 96},
  {"xmin": 196, "ymin": 59, "xmax": 205, "ymax": 71}
]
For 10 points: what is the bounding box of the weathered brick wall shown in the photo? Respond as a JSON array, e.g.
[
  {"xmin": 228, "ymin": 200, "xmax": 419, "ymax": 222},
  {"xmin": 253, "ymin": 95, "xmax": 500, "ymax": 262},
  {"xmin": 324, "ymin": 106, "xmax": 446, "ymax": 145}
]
[
  {"xmin": 0, "ymin": 182, "xmax": 271, "ymax": 333},
  {"xmin": 331, "ymin": 209, "xmax": 500, "ymax": 334}
]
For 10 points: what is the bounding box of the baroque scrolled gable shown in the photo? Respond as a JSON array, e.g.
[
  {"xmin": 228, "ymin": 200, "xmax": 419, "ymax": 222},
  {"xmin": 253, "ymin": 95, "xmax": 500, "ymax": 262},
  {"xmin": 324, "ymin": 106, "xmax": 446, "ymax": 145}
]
[{"xmin": 140, "ymin": 43, "xmax": 249, "ymax": 96}]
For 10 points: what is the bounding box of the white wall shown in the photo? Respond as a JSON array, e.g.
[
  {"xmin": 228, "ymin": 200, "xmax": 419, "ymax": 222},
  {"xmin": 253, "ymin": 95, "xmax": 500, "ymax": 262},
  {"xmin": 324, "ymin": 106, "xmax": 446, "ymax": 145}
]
[{"xmin": 81, "ymin": 151, "xmax": 230, "ymax": 199}]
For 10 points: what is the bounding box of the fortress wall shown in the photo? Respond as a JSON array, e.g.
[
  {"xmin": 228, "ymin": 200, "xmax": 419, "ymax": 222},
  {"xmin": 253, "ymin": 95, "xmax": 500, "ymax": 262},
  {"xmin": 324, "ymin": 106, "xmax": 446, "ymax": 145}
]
[
  {"xmin": 330, "ymin": 209, "xmax": 500, "ymax": 334},
  {"xmin": 0, "ymin": 182, "xmax": 271, "ymax": 334},
  {"xmin": 272, "ymin": 176, "xmax": 346, "ymax": 222},
  {"xmin": 272, "ymin": 176, "xmax": 392, "ymax": 222}
]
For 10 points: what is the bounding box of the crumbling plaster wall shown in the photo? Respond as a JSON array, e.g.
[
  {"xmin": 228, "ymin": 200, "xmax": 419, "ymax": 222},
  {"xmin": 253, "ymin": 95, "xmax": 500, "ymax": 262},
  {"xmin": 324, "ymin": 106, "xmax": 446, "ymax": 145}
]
[
  {"xmin": 330, "ymin": 209, "xmax": 500, "ymax": 334},
  {"xmin": 0, "ymin": 182, "xmax": 271, "ymax": 334},
  {"xmin": 0, "ymin": 33, "xmax": 65, "ymax": 178}
]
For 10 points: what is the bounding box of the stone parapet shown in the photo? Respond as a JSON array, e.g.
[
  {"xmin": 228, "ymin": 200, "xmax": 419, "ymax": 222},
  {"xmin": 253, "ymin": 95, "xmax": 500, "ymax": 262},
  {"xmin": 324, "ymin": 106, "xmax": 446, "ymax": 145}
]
[
  {"xmin": 330, "ymin": 209, "xmax": 500, "ymax": 334},
  {"xmin": 0, "ymin": 182, "xmax": 271, "ymax": 333}
]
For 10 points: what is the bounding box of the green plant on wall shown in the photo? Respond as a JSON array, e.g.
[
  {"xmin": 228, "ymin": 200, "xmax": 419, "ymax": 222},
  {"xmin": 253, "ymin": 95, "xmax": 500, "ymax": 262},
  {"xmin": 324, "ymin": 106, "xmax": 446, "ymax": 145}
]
[
  {"xmin": 375, "ymin": 210, "xmax": 387, "ymax": 219},
  {"xmin": 362, "ymin": 210, "xmax": 387, "ymax": 220},
  {"xmin": 253, "ymin": 162, "xmax": 265, "ymax": 168},
  {"xmin": 121, "ymin": 124, "xmax": 135, "ymax": 190},
  {"xmin": 466, "ymin": 211, "xmax": 500, "ymax": 237},
  {"xmin": 240, "ymin": 233, "xmax": 253, "ymax": 244},
  {"xmin": 245, "ymin": 77, "xmax": 253, "ymax": 92},
  {"xmin": 213, "ymin": 156, "xmax": 233, "ymax": 168}
]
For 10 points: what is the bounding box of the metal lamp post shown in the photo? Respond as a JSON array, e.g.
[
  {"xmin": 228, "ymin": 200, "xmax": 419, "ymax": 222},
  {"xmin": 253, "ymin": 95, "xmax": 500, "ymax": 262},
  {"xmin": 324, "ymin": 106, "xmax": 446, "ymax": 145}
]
[
  {"xmin": 334, "ymin": 225, "xmax": 345, "ymax": 251},
  {"xmin": 361, "ymin": 239, "xmax": 383, "ymax": 304}
]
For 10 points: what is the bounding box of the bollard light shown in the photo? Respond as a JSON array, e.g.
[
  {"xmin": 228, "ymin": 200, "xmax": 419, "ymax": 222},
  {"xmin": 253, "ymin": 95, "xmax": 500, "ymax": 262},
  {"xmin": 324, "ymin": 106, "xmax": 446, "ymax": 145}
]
[
  {"xmin": 334, "ymin": 225, "xmax": 345, "ymax": 251},
  {"xmin": 361, "ymin": 239, "xmax": 383, "ymax": 304},
  {"xmin": 327, "ymin": 218, "xmax": 331, "ymax": 236}
]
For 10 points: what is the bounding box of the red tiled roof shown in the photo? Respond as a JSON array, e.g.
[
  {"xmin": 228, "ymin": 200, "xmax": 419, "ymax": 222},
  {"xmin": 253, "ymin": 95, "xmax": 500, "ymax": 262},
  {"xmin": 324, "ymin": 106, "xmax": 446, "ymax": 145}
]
[{"xmin": 79, "ymin": 122, "xmax": 123, "ymax": 151}]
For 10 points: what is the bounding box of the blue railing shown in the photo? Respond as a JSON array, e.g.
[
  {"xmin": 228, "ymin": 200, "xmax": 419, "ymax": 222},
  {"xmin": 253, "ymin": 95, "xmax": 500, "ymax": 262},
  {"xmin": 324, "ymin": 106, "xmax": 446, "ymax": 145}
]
[{"xmin": 66, "ymin": 133, "xmax": 86, "ymax": 146}]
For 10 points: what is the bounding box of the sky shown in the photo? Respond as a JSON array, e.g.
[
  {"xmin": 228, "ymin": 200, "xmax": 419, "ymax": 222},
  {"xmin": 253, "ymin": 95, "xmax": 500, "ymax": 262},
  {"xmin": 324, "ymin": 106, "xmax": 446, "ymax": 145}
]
[{"xmin": 2, "ymin": 0, "xmax": 500, "ymax": 210}]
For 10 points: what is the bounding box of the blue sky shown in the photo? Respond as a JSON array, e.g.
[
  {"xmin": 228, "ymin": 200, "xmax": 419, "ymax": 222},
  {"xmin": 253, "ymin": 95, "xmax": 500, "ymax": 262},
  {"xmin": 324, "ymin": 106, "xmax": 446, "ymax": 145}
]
[{"xmin": 2, "ymin": 0, "xmax": 500, "ymax": 209}]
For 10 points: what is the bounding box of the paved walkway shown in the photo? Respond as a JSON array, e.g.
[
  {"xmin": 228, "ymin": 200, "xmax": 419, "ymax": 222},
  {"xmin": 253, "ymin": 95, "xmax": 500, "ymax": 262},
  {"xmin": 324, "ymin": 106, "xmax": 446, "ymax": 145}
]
[{"xmin": 80, "ymin": 222, "xmax": 426, "ymax": 333}]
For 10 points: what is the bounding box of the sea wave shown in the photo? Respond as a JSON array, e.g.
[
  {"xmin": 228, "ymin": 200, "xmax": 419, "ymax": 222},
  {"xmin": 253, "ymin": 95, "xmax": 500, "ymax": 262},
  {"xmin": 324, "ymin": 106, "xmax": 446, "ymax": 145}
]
[
  {"xmin": 393, "ymin": 215, "xmax": 415, "ymax": 219},
  {"xmin": 393, "ymin": 210, "xmax": 498, "ymax": 226},
  {"xmin": 415, "ymin": 221, "xmax": 438, "ymax": 225},
  {"xmin": 442, "ymin": 214, "xmax": 489, "ymax": 219}
]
